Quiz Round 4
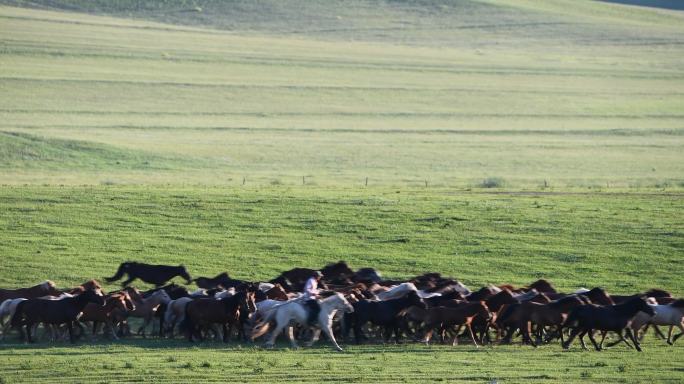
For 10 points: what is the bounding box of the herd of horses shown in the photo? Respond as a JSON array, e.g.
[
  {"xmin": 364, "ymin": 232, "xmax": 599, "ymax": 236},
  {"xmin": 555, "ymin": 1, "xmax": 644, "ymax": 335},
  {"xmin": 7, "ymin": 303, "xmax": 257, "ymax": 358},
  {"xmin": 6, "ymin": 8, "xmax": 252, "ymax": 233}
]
[{"xmin": 1, "ymin": 261, "xmax": 682, "ymax": 352}]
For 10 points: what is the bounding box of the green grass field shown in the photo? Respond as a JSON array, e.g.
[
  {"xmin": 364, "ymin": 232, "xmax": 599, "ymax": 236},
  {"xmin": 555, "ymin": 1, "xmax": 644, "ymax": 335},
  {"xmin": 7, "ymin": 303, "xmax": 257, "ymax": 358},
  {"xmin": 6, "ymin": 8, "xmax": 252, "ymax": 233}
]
[{"xmin": 0, "ymin": 1, "xmax": 683, "ymax": 382}]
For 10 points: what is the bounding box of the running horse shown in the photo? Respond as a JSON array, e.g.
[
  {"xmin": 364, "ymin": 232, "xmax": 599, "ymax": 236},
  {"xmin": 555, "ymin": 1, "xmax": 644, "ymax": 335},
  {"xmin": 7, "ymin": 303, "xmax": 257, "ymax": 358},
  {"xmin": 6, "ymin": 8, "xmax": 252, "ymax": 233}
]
[
  {"xmin": 251, "ymin": 293, "xmax": 354, "ymax": 351},
  {"xmin": 106, "ymin": 262, "xmax": 192, "ymax": 287}
]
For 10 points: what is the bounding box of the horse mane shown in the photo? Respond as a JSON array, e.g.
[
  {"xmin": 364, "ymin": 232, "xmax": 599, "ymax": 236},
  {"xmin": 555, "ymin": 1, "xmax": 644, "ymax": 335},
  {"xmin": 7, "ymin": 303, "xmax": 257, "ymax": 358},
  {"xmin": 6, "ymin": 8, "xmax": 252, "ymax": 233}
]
[
  {"xmin": 550, "ymin": 295, "xmax": 581, "ymax": 307},
  {"xmin": 670, "ymin": 299, "xmax": 684, "ymax": 308},
  {"xmin": 644, "ymin": 288, "xmax": 671, "ymax": 298}
]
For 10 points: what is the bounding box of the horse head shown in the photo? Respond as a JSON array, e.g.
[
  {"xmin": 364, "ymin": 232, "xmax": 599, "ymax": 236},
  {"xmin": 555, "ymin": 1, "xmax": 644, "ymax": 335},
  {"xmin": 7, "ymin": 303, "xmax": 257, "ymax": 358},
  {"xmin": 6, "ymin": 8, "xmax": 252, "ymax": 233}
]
[
  {"xmin": 635, "ymin": 297, "xmax": 656, "ymax": 316},
  {"xmin": 85, "ymin": 289, "xmax": 106, "ymax": 306},
  {"xmin": 328, "ymin": 292, "xmax": 354, "ymax": 314},
  {"xmin": 41, "ymin": 280, "xmax": 61, "ymax": 296},
  {"xmin": 178, "ymin": 265, "xmax": 192, "ymax": 285},
  {"xmin": 407, "ymin": 290, "xmax": 427, "ymax": 310}
]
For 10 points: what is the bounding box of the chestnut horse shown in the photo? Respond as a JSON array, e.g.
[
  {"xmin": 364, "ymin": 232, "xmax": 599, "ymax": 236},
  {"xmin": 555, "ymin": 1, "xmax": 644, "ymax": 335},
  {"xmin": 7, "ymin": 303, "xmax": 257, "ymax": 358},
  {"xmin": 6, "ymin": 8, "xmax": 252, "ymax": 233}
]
[
  {"xmin": 421, "ymin": 301, "xmax": 491, "ymax": 347},
  {"xmin": 0, "ymin": 281, "xmax": 61, "ymax": 303},
  {"xmin": 183, "ymin": 290, "xmax": 256, "ymax": 342}
]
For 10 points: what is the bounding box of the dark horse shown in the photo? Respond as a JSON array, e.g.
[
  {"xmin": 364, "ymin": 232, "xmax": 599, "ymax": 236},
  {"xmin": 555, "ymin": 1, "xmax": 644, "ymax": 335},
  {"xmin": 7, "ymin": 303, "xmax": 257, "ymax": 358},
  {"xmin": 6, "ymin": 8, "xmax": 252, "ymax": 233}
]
[
  {"xmin": 182, "ymin": 290, "xmax": 256, "ymax": 342},
  {"xmin": 193, "ymin": 272, "xmax": 232, "ymax": 289},
  {"xmin": 106, "ymin": 262, "xmax": 192, "ymax": 287},
  {"xmin": 12, "ymin": 289, "xmax": 105, "ymax": 343},
  {"xmin": 348, "ymin": 290, "xmax": 427, "ymax": 343},
  {"xmin": 562, "ymin": 297, "xmax": 655, "ymax": 352}
]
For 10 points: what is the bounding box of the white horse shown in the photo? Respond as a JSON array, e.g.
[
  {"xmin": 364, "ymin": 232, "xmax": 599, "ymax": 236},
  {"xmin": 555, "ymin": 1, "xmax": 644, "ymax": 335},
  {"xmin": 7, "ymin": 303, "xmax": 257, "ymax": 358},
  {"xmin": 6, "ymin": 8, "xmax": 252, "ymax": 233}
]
[
  {"xmin": 163, "ymin": 297, "xmax": 193, "ymax": 337},
  {"xmin": 0, "ymin": 298, "xmax": 26, "ymax": 339},
  {"xmin": 251, "ymin": 293, "xmax": 354, "ymax": 351},
  {"xmin": 631, "ymin": 299, "xmax": 684, "ymax": 345},
  {"xmin": 214, "ymin": 288, "xmax": 236, "ymax": 299},
  {"xmin": 376, "ymin": 283, "xmax": 418, "ymax": 301},
  {"xmin": 258, "ymin": 282, "xmax": 275, "ymax": 292}
]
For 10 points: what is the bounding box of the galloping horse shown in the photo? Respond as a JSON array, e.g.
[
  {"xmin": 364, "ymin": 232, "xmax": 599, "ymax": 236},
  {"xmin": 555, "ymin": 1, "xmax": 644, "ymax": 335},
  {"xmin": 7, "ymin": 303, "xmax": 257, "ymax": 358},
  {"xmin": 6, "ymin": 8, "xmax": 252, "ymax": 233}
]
[
  {"xmin": 629, "ymin": 299, "xmax": 684, "ymax": 345},
  {"xmin": 193, "ymin": 272, "xmax": 232, "ymax": 289},
  {"xmin": 0, "ymin": 281, "xmax": 61, "ymax": 303},
  {"xmin": 106, "ymin": 262, "xmax": 192, "ymax": 287},
  {"xmin": 562, "ymin": 297, "xmax": 655, "ymax": 351},
  {"xmin": 251, "ymin": 293, "xmax": 354, "ymax": 351},
  {"xmin": 11, "ymin": 289, "xmax": 105, "ymax": 343},
  {"xmin": 183, "ymin": 290, "xmax": 256, "ymax": 342}
]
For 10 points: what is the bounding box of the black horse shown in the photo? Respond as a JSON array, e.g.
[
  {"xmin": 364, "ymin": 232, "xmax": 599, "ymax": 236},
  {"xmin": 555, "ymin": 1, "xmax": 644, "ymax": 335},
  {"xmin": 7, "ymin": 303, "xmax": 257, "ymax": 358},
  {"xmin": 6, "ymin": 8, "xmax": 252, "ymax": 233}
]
[
  {"xmin": 12, "ymin": 289, "xmax": 105, "ymax": 343},
  {"xmin": 193, "ymin": 272, "xmax": 233, "ymax": 289},
  {"xmin": 561, "ymin": 297, "xmax": 655, "ymax": 351},
  {"xmin": 106, "ymin": 262, "xmax": 192, "ymax": 287},
  {"xmin": 348, "ymin": 290, "xmax": 427, "ymax": 343}
]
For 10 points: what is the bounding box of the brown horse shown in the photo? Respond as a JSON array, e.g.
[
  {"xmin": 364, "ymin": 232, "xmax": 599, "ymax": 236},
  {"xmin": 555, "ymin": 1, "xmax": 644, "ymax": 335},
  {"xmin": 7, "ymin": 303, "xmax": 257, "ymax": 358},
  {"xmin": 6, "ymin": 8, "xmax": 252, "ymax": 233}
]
[
  {"xmin": 265, "ymin": 284, "xmax": 289, "ymax": 301},
  {"xmin": 0, "ymin": 281, "xmax": 61, "ymax": 302},
  {"xmin": 183, "ymin": 290, "xmax": 256, "ymax": 342},
  {"xmin": 527, "ymin": 279, "xmax": 557, "ymax": 294},
  {"xmin": 79, "ymin": 292, "xmax": 135, "ymax": 340},
  {"xmin": 65, "ymin": 279, "xmax": 103, "ymax": 295},
  {"xmin": 421, "ymin": 302, "xmax": 491, "ymax": 347},
  {"xmin": 521, "ymin": 295, "xmax": 586, "ymax": 346}
]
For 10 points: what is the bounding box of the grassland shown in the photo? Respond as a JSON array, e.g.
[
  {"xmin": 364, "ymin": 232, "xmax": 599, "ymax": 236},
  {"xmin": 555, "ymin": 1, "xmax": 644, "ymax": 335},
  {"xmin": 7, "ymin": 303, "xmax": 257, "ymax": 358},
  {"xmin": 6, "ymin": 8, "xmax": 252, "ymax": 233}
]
[
  {"xmin": 0, "ymin": 186, "xmax": 682, "ymax": 383},
  {"xmin": 0, "ymin": 1, "xmax": 683, "ymax": 382},
  {"xmin": 0, "ymin": 1, "xmax": 683, "ymax": 187}
]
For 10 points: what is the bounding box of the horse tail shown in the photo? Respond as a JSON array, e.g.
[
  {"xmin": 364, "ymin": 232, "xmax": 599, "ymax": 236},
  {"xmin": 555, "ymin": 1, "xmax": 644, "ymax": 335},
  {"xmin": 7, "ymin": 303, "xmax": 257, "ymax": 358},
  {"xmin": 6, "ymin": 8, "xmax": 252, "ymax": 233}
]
[
  {"xmin": 250, "ymin": 306, "xmax": 278, "ymax": 340},
  {"xmin": 106, "ymin": 262, "xmax": 130, "ymax": 282},
  {"xmin": 10, "ymin": 300, "xmax": 27, "ymax": 328}
]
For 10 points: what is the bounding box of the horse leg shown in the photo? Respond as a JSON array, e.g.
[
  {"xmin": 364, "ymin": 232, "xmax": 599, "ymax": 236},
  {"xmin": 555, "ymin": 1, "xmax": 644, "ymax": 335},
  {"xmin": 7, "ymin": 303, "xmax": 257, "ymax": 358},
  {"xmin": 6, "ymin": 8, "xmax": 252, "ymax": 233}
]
[
  {"xmin": 306, "ymin": 328, "xmax": 322, "ymax": 347},
  {"xmin": 25, "ymin": 321, "xmax": 34, "ymax": 343},
  {"xmin": 320, "ymin": 324, "xmax": 343, "ymax": 352},
  {"xmin": 563, "ymin": 327, "xmax": 580, "ymax": 350},
  {"xmin": 451, "ymin": 325, "xmax": 462, "ymax": 346},
  {"xmin": 578, "ymin": 330, "xmax": 589, "ymax": 350},
  {"xmin": 92, "ymin": 321, "xmax": 100, "ymax": 341},
  {"xmin": 67, "ymin": 321, "xmax": 76, "ymax": 344},
  {"xmin": 652, "ymin": 324, "xmax": 667, "ymax": 340},
  {"xmin": 597, "ymin": 330, "xmax": 608, "ymax": 350},
  {"xmin": 265, "ymin": 321, "xmax": 283, "ymax": 348},
  {"xmin": 422, "ymin": 323, "xmax": 435, "ymax": 345},
  {"xmin": 287, "ymin": 325, "xmax": 299, "ymax": 349},
  {"xmin": 467, "ymin": 323, "xmax": 479, "ymax": 348},
  {"xmin": 138, "ymin": 316, "xmax": 150, "ymax": 338},
  {"xmin": 672, "ymin": 323, "xmax": 684, "ymax": 343},
  {"xmin": 106, "ymin": 319, "xmax": 118, "ymax": 340},
  {"xmin": 587, "ymin": 330, "xmax": 601, "ymax": 351},
  {"xmin": 120, "ymin": 276, "xmax": 136, "ymax": 287},
  {"xmin": 626, "ymin": 329, "xmax": 642, "ymax": 352}
]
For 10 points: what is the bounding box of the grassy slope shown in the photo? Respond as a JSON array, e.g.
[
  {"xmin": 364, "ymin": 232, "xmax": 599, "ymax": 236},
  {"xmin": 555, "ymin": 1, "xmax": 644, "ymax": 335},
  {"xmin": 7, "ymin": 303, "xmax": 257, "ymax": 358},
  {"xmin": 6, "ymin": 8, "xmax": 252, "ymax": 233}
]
[
  {"xmin": 0, "ymin": 2, "xmax": 683, "ymax": 187},
  {"xmin": 0, "ymin": 186, "xmax": 682, "ymax": 383},
  {"xmin": 0, "ymin": 2, "xmax": 683, "ymax": 383}
]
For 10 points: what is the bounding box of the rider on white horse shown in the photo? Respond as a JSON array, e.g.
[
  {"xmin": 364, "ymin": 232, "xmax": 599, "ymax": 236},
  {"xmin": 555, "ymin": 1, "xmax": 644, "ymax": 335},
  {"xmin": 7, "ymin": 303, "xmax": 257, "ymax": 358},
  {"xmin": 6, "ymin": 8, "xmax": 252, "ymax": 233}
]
[{"xmin": 304, "ymin": 271, "xmax": 323, "ymax": 325}]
